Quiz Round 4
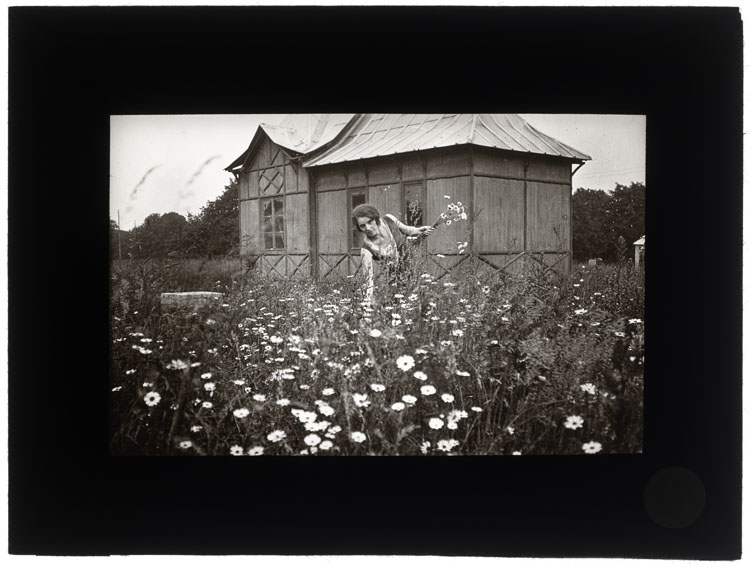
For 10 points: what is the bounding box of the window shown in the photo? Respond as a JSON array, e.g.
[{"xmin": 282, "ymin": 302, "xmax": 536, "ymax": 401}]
[
  {"xmin": 350, "ymin": 189, "xmax": 367, "ymax": 249},
  {"xmin": 404, "ymin": 182, "xmax": 425, "ymax": 226},
  {"xmin": 262, "ymin": 197, "xmax": 285, "ymax": 250}
]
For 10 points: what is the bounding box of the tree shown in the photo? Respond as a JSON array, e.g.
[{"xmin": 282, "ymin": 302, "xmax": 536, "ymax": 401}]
[
  {"xmin": 572, "ymin": 188, "xmax": 611, "ymax": 260},
  {"xmin": 183, "ymin": 179, "xmax": 239, "ymax": 258},
  {"xmin": 130, "ymin": 212, "xmax": 189, "ymax": 258},
  {"xmin": 606, "ymin": 182, "xmax": 645, "ymax": 258},
  {"xmin": 124, "ymin": 178, "xmax": 240, "ymax": 259},
  {"xmin": 572, "ymin": 182, "xmax": 645, "ymax": 262}
]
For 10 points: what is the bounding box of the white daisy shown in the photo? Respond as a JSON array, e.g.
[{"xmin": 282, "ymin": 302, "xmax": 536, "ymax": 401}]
[
  {"xmin": 420, "ymin": 385, "xmax": 436, "ymax": 396},
  {"xmin": 428, "ymin": 417, "xmax": 444, "ymax": 430},
  {"xmin": 143, "ymin": 392, "xmax": 161, "ymax": 407},
  {"xmin": 564, "ymin": 415, "xmax": 584, "ymax": 430},
  {"xmin": 266, "ymin": 430, "xmax": 287, "ymax": 443},
  {"xmin": 396, "ymin": 355, "xmax": 415, "ymax": 371},
  {"xmin": 582, "ymin": 441, "xmax": 602, "ymax": 454}
]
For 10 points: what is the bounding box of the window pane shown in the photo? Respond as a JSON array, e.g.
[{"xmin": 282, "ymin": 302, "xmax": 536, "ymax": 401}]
[
  {"xmin": 275, "ymin": 217, "xmax": 284, "ymax": 232},
  {"xmin": 407, "ymin": 201, "xmax": 423, "ymax": 226},
  {"xmin": 352, "ymin": 191, "xmax": 366, "ymax": 209},
  {"xmin": 263, "ymin": 201, "xmax": 273, "ymax": 218},
  {"xmin": 275, "ymin": 234, "xmax": 285, "ymax": 249},
  {"xmin": 274, "ymin": 198, "xmax": 284, "ymax": 214},
  {"xmin": 263, "ymin": 219, "xmax": 273, "ymax": 233},
  {"xmin": 264, "ymin": 235, "xmax": 274, "ymax": 249},
  {"xmin": 405, "ymin": 184, "xmax": 424, "ymax": 226}
]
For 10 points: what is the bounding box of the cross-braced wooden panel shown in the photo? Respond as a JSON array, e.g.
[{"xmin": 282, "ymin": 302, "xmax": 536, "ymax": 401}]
[
  {"xmin": 270, "ymin": 146, "xmax": 285, "ymax": 167},
  {"xmin": 287, "ymin": 254, "xmax": 310, "ymax": 279},
  {"xmin": 474, "ymin": 252, "xmax": 526, "ymax": 277},
  {"xmin": 259, "ymin": 167, "xmax": 284, "ymax": 196},
  {"xmin": 260, "ymin": 254, "xmax": 285, "ymax": 278},
  {"xmin": 319, "ymin": 254, "xmax": 348, "ymax": 281},
  {"xmin": 349, "ymin": 255, "xmax": 363, "ymax": 277},
  {"xmin": 427, "ymin": 253, "xmax": 471, "ymax": 280},
  {"xmin": 526, "ymin": 252, "xmax": 569, "ymax": 276}
]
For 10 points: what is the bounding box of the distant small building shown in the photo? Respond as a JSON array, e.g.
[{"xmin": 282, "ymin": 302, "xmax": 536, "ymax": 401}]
[
  {"xmin": 633, "ymin": 235, "xmax": 645, "ymax": 267},
  {"xmin": 226, "ymin": 114, "xmax": 591, "ymax": 280}
]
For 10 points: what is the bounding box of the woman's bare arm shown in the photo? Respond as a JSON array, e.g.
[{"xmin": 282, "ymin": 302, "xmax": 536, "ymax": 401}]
[
  {"xmin": 385, "ymin": 214, "xmax": 423, "ymax": 236},
  {"xmin": 385, "ymin": 214, "xmax": 435, "ymax": 237}
]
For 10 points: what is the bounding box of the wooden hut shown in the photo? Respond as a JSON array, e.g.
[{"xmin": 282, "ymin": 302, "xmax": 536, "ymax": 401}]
[{"xmin": 226, "ymin": 114, "xmax": 591, "ymax": 280}]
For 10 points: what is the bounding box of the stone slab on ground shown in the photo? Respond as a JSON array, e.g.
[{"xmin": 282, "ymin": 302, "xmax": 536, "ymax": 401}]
[{"xmin": 160, "ymin": 292, "xmax": 224, "ymax": 310}]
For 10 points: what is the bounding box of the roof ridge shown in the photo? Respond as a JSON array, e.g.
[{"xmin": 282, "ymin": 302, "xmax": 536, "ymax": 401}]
[
  {"xmin": 513, "ymin": 116, "xmax": 567, "ymax": 156},
  {"xmin": 488, "ymin": 114, "xmax": 542, "ymax": 153},
  {"xmin": 468, "ymin": 114, "xmax": 478, "ymax": 144},
  {"xmin": 301, "ymin": 114, "xmax": 367, "ymax": 166},
  {"xmin": 527, "ymin": 123, "xmax": 592, "ymax": 160}
]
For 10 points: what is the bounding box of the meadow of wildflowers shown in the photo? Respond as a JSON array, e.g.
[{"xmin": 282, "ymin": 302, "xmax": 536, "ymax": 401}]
[{"xmin": 110, "ymin": 253, "xmax": 644, "ymax": 456}]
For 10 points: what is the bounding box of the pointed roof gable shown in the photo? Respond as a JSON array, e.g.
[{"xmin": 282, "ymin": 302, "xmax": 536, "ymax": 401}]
[
  {"xmin": 302, "ymin": 113, "xmax": 592, "ymax": 167},
  {"xmin": 225, "ymin": 114, "xmax": 355, "ymax": 172}
]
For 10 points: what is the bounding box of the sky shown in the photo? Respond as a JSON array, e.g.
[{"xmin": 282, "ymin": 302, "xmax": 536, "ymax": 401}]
[{"xmin": 109, "ymin": 113, "xmax": 646, "ymax": 230}]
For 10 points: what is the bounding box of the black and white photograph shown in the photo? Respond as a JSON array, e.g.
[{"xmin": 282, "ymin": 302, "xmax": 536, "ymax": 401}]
[
  {"xmin": 9, "ymin": 5, "xmax": 741, "ymax": 559},
  {"xmin": 109, "ymin": 113, "xmax": 646, "ymax": 457}
]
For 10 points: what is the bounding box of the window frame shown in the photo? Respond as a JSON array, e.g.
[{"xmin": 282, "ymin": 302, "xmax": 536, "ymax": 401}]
[
  {"xmin": 349, "ymin": 187, "xmax": 368, "ymax": 251},
  {"xmin": 260, "ymin": 196, "xmax": 287, "ymax": 251},
  {"xmin": 402, "ymin": 181, "xmax": 426, "ymax": 228}
]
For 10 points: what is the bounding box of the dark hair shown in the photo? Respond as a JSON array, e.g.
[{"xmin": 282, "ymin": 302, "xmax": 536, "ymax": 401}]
[{"xmin": 352, "ymin": 204, "xmax": 381, "ymax": 232}]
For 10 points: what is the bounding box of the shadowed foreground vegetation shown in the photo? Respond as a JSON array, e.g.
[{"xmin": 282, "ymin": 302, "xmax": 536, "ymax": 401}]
[{"xmin": 110, "ymin": 256, "xmax": 644, "ymax": 456}]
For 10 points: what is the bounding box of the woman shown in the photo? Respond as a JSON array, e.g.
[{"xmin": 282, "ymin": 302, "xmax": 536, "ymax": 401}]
[{"xmin": 352, "ymin": 203, "xmax": 435, "ymax": 300}]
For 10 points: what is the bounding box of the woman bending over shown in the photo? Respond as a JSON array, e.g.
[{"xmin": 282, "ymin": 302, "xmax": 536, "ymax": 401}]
[{"xmin": 352, "ymin": 203, "xmax": 434, "ymax": 300}]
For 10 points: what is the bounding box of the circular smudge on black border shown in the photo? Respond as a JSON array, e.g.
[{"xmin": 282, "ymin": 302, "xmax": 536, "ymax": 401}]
[{"xmin": 644, "ymin": 466, "xmax": 706, "ymax": 529}]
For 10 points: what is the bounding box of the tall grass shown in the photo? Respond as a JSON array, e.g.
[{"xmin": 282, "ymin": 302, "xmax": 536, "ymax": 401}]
[{"xmin": 109, "ymin": 253, "xmax": 644, "ymax": 456}]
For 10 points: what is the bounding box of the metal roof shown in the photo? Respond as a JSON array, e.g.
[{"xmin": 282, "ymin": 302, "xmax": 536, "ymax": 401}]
[
  {"xmin": 271, "ymin": 114, "xmax": 355, "ymax": 154},
  {"xmin": 302, "ymin": 113, "xmax": 592, "ymax": 167},
  {"xmin": 225, "ymin": 114, "xmax": 354, "ymax": 171}
]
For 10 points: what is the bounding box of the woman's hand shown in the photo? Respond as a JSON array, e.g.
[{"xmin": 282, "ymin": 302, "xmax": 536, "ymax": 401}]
[{"xmin": 417, "ymin": 225, "xmax": 436, "ymax": 236}]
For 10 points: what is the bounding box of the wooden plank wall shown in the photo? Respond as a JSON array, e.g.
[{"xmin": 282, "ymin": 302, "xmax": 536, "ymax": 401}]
[
  {"xmin": 426, "ymin": 176, "xmax": 471, "ymax": 254},
  {"xmin": 471, "ymin": 149, "xmax": 573, "ymax": 275},
  {"xmin": 526, "ymin": 182, "xmax": 569, "ymax": 252},
  {"xmin": 426, "ymin": 151, "xmax": 472, "ymax": 179},
  {"xmin": 367, "ymin": 160, "xmax": 399, "ymax": 186},
  {"xmin": 301, "ymin": 146, "xmax": 575, "ymax": 280},
  {"xmin": 239, "ymin": 200, "xmax": 260, "ymax": 256},
  {"xmin": 473, "ymin": 177, "xmax": 524, "ymax": 252},
  {"xmin": 247, "ymin": 170, "xmax": 259, "ymax": 199},
  {"xmin": 473, "ymin": 148, "xmax": 525, "ymax": 178},
  {"xmin": 248, "ymin": 136, "xmax": 270, "ymax": 171},
  {"xmin": 347, "ymin": 164, "xmax": 366, "ymax": 188},
  {"xmin": 401, "ymin": 155, "xmax": 423, "ymax": 181},
  {"xmin": 524, "ymin": 156, "xmax": 571, "ymax": 273},
  {"xmin": 285, "ymin": 193, "xmax": 309, "ymax": 254},
  {"xmin": 317, "ymin": 190, "xmax": 348, "ymax": 254},
  {"xmin": 369, "ymin": 184, "xmax": 401, "ymax": 220}
]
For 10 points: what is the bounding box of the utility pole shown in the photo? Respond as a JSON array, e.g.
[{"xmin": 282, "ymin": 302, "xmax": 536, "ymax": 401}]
[{"xmin": 117, "ymin": 210, "xmax": 122, "ymax": 260}]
